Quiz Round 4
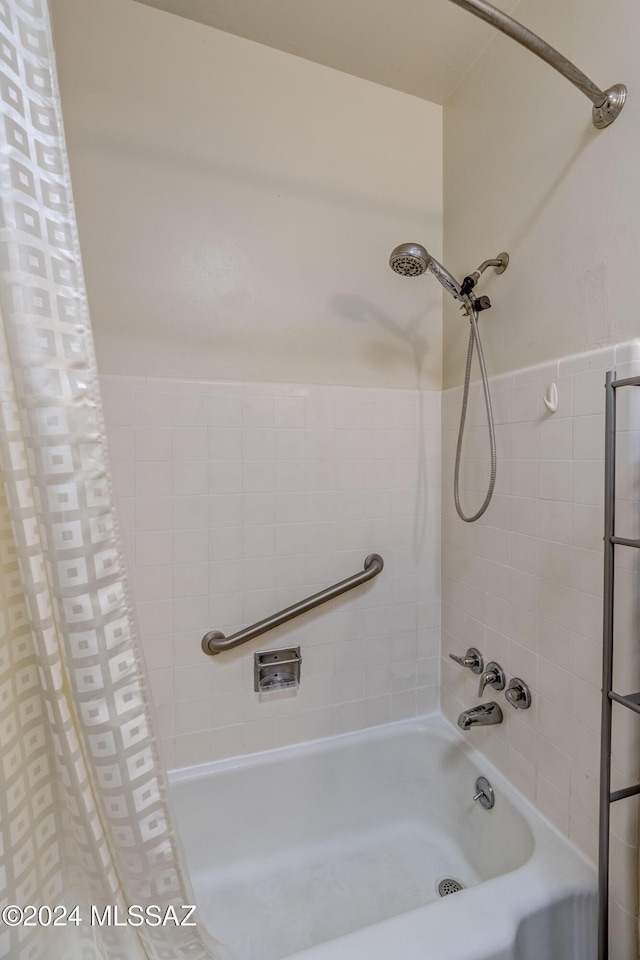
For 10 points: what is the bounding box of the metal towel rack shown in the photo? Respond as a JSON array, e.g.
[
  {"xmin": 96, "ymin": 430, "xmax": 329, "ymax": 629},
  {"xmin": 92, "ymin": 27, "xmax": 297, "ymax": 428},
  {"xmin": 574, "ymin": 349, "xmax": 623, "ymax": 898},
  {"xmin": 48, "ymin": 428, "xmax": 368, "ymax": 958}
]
[
  {"xmin": 598, "ymin": 371, "xmax": 640, "ymax": 960},
  {"xmin": 201, "ymin": 553, "xmax": 384, "ymax": 655}
]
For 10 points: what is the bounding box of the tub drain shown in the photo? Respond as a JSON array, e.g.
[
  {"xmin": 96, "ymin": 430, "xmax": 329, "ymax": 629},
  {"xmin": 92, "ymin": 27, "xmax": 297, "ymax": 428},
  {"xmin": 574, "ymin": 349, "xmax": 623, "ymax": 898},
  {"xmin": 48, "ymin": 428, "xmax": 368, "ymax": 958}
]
[{"xmin": 437, "ymin": 877, "xmax": 464, "ymax": 897}]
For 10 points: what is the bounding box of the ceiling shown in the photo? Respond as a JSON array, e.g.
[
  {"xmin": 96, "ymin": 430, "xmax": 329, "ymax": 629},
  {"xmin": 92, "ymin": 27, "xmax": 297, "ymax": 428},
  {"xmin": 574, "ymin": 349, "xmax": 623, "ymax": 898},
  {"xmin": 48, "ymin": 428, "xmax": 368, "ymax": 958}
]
[{"xmin": 132, "ymin": 0, "xmax": 521, "ymax": 104}]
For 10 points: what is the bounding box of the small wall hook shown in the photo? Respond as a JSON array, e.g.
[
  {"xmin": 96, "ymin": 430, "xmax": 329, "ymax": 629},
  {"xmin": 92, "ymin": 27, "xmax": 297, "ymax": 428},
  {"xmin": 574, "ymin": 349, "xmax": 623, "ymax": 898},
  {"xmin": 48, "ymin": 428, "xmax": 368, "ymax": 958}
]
[{"xmin": 543, "ymin": 383, "xmax": 558, "ymax": 414}]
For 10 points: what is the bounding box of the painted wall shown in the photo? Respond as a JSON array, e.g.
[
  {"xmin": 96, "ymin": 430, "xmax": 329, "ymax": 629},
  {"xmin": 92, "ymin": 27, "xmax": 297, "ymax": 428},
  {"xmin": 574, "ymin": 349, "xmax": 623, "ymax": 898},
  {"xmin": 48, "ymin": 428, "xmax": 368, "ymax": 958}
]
[
  {"xmin": 49, "ymin": 0, "xmax": 443, "ymax": 390},
  {"xmin": 443, "ymin": 0, "xmax": 640, "ymax": 387},
  {"xmin": 441, "ymin": 341, "xmax": 640, "ymax": 960}
]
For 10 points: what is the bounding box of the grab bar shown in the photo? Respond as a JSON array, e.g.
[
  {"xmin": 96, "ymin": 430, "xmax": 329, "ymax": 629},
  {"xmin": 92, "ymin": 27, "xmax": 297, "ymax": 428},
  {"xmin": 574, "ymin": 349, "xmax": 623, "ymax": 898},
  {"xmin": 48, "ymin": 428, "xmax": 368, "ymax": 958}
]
[{"xmin": 201, "ymin": 553, "xmax": 384, "ymax": 656}]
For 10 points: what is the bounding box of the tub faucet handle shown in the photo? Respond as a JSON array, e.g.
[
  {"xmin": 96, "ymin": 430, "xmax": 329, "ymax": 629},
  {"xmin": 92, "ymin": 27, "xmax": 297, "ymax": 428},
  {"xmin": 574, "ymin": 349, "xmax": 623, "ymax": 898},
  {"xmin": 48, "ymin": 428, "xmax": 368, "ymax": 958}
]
[
  {"xmin": 505, "ymin": 677, "xmax": 532, "ymax": 709},
  {"xmin": 478, "ymin": 661, "xmax": 506, "ymax": 697},
  {"xmin": 449, "ymin": 647, "xmax": 484, "ymax": 675}
]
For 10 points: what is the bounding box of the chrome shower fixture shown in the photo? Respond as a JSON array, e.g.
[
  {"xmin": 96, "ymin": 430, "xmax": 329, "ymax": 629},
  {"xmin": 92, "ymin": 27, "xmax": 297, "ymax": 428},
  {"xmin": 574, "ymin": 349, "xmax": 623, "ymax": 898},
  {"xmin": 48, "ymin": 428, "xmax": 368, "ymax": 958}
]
[
  {"xmin": 448, "ymin": 0, "xmax": 626, "ymax": 129},
  {"xmin": 389, "ymin": 243, "xmax": 463, "ymax": 301},
  {"xmin": 389, "ymin": 242, "xmax": 509, "ymax": 524},
  {"xmin": 460, "ymin": 253, "xmax": 509, "ymax": 296},
  {"xmin": 389, "ymin": 243, "xmax": 508, "ymax": 306}
]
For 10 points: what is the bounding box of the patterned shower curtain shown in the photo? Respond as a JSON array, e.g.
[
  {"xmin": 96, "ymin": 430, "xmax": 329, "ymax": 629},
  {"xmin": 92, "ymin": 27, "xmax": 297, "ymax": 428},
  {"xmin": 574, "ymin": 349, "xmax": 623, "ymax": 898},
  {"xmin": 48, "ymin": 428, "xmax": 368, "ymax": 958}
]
[{"xmin": 0, "ymin": 2, "xmax": 223, "ymax": 958}]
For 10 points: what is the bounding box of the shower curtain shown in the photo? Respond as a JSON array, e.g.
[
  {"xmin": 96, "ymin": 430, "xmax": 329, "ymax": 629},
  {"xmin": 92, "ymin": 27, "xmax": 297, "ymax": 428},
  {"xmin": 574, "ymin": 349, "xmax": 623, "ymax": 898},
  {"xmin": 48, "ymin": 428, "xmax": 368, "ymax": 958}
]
[{"xmin": 0, "ymin": 2, "xmax": 222, "ymax": 958}]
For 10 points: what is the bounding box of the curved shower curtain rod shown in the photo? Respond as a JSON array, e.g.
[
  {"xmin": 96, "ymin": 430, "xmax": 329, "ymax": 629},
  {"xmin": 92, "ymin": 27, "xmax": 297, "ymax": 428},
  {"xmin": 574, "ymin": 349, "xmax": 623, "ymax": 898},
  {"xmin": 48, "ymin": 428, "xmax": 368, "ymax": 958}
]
[{"xmin": 449, "ymin": 0, "xmax": 626, "ymax": 128}]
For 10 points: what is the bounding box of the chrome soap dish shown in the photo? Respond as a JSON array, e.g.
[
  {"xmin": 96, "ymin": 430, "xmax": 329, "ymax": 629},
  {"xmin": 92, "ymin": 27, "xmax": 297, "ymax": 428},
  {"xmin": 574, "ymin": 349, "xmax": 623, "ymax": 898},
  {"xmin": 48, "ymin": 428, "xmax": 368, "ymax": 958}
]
[{"xmin": 254, "ymin": 647, "xmax": 301, "ymax": 693}]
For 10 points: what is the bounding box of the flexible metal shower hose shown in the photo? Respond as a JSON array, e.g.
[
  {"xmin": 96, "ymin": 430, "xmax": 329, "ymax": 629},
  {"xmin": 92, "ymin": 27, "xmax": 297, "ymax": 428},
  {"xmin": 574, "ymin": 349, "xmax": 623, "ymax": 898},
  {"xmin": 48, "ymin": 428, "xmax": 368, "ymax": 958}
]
[{"xmin": 453, "ymin": 300, "xmax": 496, "ymax": 522}]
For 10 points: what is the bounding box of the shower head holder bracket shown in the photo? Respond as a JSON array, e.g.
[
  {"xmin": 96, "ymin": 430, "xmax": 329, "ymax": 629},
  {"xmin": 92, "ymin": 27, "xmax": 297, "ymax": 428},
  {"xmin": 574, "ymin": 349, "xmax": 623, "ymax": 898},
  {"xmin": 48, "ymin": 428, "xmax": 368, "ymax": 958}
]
[{"xmin": 461, "ymin": 252, "xmax": 509, "ymax": 297}]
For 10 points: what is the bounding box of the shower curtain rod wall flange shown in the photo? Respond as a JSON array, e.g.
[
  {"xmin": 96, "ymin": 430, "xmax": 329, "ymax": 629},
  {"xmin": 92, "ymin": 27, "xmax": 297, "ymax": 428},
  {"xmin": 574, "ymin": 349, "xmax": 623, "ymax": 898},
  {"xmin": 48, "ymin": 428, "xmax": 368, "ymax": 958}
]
[
  {"xmin": 592, "ymin": 84, "xmax": 627, "ymax": 129},
  {"xmin": 448, "ymin": 0, "xmax": 626, "ymax": 129}
]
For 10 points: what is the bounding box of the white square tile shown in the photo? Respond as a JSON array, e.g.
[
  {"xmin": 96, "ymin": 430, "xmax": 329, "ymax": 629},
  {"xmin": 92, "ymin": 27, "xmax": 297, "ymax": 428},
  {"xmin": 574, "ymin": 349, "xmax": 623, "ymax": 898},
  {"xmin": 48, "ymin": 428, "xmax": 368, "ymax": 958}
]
[
  {"xmin": 538, "ymin": 499, "xmax": 572, "ymax": 544},
  {"xmin": 173, "ymin": 495, "xmax": 209, "ymax": 530},
  {"xmin": 111, "ymin": 461, "xmax": 134, "ymax": 498},
  {"xmin": 173, "ymin": 461, "xmax": 207, "ymax": 496},
  {"xmin": 572, "ymin": 415, "xmax": 604, "ymax": 460},
  {"xmin": 572, "ymin": 503, "xmax": 603, "ymax": 551},
  {"xmin": 135, "ymin": 461, "xmax": 172, "ymax": 497},
  {"xmin": 208, "ymin": 396, "xmax": 242, "ymax": 428},
  {"xmin": 173, "ymin": 731, "xmax": 212, "ymax": 769},
  {"xmin": 242, "ymin": 395, "xmax": 274, "ymax": 428},
  {"xmin": 173, "ymin": 528, "xmax": 208, "ymax": 564},
  {"xmin": 172, "ymin": 394, "xmax": 207, "ymax": 427},
  {"xmin": 539, "ymin": 418, "xmax": 572, "ymax": 460},
  {"xmin": 209, "ymin": 559, "xmax": 243, "ymax": 594},
  {"xmin": 305, "ymin": 396, "xmax": 333, "ymax": 429},
  {"xmin": 211, "ymin": 725, "xmax": 245, "ymax": 761},
  {"xmin": 241, "ymin": 557, "xmax": 275, "ymax": 591},
  {"xmin": 209, "ymin": 461, "xmax": 242, "ymax": 494},
  {"xmin": 107, "ymin": 426, "xmax": 134, "ymax": 461},
  {"xmin": 510, "ymin": 421, "xmax": 539, "ymax": 460},
  {"xmin": 573, "ymin": 369, "xmax": 607, "ymax": 416},
  {"xmin": 209, "ymin": 527, "xmax": 243, "ymax": 561},
  {"xmin": 172, "ymin": 427, "xmax": 207, "ymax": 461},
  {"xmin": 174, "ymin": 697, "xmax": 211, "ymax": 735},
  {"xmin": 135, "ymin": 392, "xmax": 172, "ymax": 428},
  {"xmin": 572, "ymin": 460, "xmax": 604, "ymax": 506},
  {"xmin": 173, "ymin": 563, "xmax": 209, "ymax": 598},
  {"xmin": 538, "ymin": 539, "xmax": 572, "ymax": 587},
  {"xmin": 537, "ymin": 618, "xmax": 572, "ymax": 671},
  {"xmin": 275, "ymin": 460, "xmax": 305, "ymax": 492},
  {"xmin": 208, "ymin": 428, "xmax": 242, "ymax": 461},
  {"xmin": 510, "ymin": 533, "xmax": 539, "ymax": 576},
  {"xmin": 174, "ymin": 595, "xmax": 209, "ymax": 632},
  {"xmin": 510, "ymin": 383, "xmax": 541, "ymax": 422},
  {"xmin": 242, "ymin": 428, "xmax": 274, "ymax": 461},
  {"xmin": 275, "ymin": 396, "xmax": 305, "ymax": 428},
  {"xmin": 276, "ymin": 429, "xmax": 306, "ymax": 460},
  {"xmin": 242, "ymin": 493, "xmax": 275, "ymax": 526},
  {"xmin": 136, "ymin": 599, "xmax": 172, "ymax": 638},
  {"xmin": 242, "ymin": 525, "xmax": 275, "ymax": 558},
  {"xmin": 135, "ymin": 497, "xmax": 172, "ymax": 531},
  {"xmin": 102, "ymin": 391, "xmax": 133, "ymax": 426},
  {"xmin": 537, "ymin": 578, "xmax": 574, "ymax": 629},
  {"xmin": 510, "ymin": 460, "xmax": 539, "ymax": 499},
  {"xmin": 242, "ymin": 460, "xmax": 274, "ymax": 493},
  {"xmin": 538, "ymin": 460, "xmax": 572, "ymax": 501},
  {"xmin": 570, "ymin": 547, "xmax": 602, "ymax": 597},
  {"xmin": 536, "ymin": 773, "xmax": 569, "ymax": 834},
  {"xmin": 208, "ymin": 494, "xmax": 242, "ymax": 527},
  {"xmin": 141, "ymin": 634, "xmax": 173, "ymax": 671},
  {"xmin": 135, "ymin": 565, "xmax": 172, "ymax": 602},
  {"xmin": 136, "ymin": 530, "xmax": 172, "ymax": 566},
  {"xmin": 148, "ymin": 668, "xmax": 174, "ymax": 706}
]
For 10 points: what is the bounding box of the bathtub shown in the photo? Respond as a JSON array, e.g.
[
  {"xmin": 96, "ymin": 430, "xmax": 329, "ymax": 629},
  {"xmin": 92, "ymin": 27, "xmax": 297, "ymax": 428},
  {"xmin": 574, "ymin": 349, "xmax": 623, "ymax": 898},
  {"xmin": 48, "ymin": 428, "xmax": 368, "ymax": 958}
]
[{"xmin": 169, "ymin": 714, "xmax": 596, "ymax": 960}]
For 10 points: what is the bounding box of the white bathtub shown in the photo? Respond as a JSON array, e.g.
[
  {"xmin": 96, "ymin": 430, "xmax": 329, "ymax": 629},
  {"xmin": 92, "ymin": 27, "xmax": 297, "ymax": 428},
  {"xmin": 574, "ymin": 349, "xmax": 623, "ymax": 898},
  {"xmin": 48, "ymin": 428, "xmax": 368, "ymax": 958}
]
[{"xmin": 169, "ymin": 714, "xmax": 596, "ymax": 960}]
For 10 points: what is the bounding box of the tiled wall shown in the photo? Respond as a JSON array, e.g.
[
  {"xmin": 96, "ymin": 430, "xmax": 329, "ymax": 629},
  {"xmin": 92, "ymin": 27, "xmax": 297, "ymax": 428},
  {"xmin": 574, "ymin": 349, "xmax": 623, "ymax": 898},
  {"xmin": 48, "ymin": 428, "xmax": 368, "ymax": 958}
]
[
  {"xmin": 101, "ymin": 375, "xmax": 441, "ymax": 771},
  {"xmin": 441, "ymin": 340, "xmax": 640, "ymax": 960}
]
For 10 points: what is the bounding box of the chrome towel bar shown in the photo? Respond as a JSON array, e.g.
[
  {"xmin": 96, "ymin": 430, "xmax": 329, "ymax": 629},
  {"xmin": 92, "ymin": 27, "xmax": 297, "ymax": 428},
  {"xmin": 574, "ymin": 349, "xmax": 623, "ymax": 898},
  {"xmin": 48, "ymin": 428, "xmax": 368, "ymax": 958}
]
[{"xmin": 201, "ymin": 553, "xmax": 384, "ymax": 656}]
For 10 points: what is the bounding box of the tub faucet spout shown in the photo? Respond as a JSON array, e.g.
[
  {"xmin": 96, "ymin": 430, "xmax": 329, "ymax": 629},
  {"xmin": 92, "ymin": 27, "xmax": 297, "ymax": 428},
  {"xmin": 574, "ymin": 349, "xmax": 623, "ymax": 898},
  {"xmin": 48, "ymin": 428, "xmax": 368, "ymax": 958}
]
[{"xmin": 457, "ymin": 701, "xmax": 503, "ymax": 730}]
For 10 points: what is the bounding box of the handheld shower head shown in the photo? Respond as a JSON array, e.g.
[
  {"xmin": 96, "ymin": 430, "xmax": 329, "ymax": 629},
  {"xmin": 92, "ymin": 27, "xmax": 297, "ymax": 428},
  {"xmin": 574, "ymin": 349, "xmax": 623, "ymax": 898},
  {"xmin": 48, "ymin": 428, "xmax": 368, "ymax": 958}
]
[
  {"xmin": 389, "ymin": 243, "xmax": 463, "ymax": 300},
  {"xmin": 389, "ymin": 243, "xmax": 430, "ymax": 278}
]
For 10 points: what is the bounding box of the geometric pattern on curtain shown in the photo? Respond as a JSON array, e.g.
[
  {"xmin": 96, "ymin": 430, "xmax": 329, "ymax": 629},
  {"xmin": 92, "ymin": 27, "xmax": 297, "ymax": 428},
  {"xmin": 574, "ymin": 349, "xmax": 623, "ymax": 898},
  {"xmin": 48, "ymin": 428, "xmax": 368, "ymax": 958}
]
[{"xmin": 0, "ymin": 2, "xmax": 223, "ymax": 957}]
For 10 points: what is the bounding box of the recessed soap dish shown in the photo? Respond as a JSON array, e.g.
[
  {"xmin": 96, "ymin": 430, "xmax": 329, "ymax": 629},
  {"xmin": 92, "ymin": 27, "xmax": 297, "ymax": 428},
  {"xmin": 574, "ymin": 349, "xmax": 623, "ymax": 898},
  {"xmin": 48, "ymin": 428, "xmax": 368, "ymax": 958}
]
[{"xmin": 254, "ymin": 647, "xmax": 301, "ymax": 692}]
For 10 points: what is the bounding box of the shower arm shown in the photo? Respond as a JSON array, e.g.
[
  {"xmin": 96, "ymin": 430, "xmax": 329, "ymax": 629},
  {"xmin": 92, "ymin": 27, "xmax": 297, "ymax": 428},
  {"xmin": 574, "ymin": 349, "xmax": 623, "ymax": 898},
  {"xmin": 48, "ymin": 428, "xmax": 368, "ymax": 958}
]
[{"xmin": 448, "ymin": 0, "xmax": 626, "ymax": 129}]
